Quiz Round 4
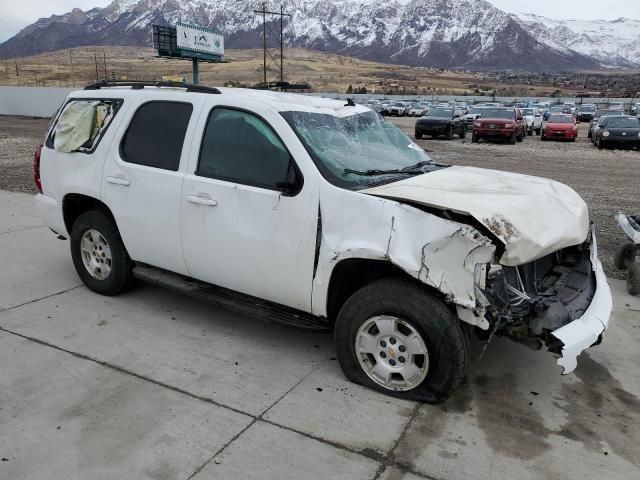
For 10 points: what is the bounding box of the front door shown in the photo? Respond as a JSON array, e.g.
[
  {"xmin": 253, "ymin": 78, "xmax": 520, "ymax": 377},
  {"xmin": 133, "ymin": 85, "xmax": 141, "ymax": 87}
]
[{"xmin": 181, "ymin": 105, "xmax": 318, "ymax": 311}]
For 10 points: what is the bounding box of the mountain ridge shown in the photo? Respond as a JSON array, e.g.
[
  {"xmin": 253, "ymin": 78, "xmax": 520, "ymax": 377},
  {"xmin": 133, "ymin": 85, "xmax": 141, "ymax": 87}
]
[{"xmin": 0, "ymin": 0, "xmax": 635, "ymax": 70}]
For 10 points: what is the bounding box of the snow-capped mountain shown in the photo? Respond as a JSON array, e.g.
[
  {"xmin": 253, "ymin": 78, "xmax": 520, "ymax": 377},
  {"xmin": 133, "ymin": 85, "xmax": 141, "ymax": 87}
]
[
  {"xmin": 0, "ymin": 0, "xmax": 630, "ymax": 70},
  {"xmin": 514, "ymin": 13, "xmax": 640, "ymax": 68}
]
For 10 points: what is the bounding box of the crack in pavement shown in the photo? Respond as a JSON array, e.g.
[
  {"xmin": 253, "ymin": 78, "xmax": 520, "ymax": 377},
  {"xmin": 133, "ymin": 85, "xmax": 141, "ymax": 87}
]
[
  {"xmin": 0, "ymin": 224, "xmax": 47, "ymax": 236},
  {"xmin": 0, "ymin": 285, "xmax": 83, "ymax": 313}
]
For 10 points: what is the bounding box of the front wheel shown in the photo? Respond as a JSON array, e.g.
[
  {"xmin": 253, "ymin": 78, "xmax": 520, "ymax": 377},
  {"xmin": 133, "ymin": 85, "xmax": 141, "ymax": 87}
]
[
  {"xmin": 471, "ymin": 132, "xmax": 479, "ymax": 143},
  {"xmin": 509, "ymin": 134, "xmax": 517, "ymax": 145},
  {"xmin": 459, "ymin": 126, "xmax": 466, "ymax": 139},
  {"xmin": 415, "ymin": 131, "xmax": 423, "ymax": 140},
  {"xmin": 446, "ymin": 126, "xmax": 454, "ymax": 140},
  {"xmin": 535, "ymin": 128, "xmax": 541, "ymax": 135},
  {"xmin": 70, "ymin": 210, "xmax": 134, "ymax": 296},
  {"xmin": 334, "ymin": 279, "xmax": 468, "ymax": 403}
]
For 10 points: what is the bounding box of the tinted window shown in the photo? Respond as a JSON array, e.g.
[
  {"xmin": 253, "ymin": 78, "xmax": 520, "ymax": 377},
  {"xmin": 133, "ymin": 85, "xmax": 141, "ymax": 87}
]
[
  {"xmin": 121, "ymin": 101, "xmax": 193, "ymax": 171},
  {"xmin": 198, "ymin": 108, "xmax": 291, "ymax": 190},
  {"xmin": 427, "ymin": 108, "xmax": 453, "ymax": 117},
  {"xmin": 607, "ymin": 117, "xmax": 640, "ymax": 128},
  {"xmin": 481, "ymin": 109, "xmax": 515, "ymax": 119},
  {"xmin": 548, "ymin": 115, "xmax": 573, "ymax": 123}
]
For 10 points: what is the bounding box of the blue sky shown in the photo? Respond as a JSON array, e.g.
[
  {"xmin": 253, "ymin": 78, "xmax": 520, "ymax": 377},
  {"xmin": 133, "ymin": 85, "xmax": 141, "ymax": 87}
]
[{"xmin": 0, "ymin": 0, "xmax": 638, "ymax": 43}]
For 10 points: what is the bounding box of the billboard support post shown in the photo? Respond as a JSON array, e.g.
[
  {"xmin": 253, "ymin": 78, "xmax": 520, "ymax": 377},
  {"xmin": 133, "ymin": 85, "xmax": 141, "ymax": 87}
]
[{"xmin": 192, "ymin": 58, "xmax": 199, "ymax": 85}]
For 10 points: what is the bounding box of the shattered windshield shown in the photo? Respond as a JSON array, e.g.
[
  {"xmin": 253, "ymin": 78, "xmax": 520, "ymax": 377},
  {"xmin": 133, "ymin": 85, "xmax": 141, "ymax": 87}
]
[{"xmin": 281, "ymin": 110, "xmax": 445, "ymax": 189}]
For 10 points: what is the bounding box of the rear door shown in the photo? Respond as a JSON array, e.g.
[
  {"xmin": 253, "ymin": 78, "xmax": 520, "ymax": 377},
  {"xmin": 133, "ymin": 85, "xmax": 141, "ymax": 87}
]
[{"xmin": 102, "ymin": 99, "xmax": 199, "ymax": 275}]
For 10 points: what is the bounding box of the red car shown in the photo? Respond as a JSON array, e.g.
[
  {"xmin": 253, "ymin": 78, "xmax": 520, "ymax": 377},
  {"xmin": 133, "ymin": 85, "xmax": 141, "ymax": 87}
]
[
  {"xmin": 541, "ymin": 114, "xmax": 578, "ymax": 142},
  {"xmin": 472, "ymin": 107, "xmax": 525, "ymax": 144}
]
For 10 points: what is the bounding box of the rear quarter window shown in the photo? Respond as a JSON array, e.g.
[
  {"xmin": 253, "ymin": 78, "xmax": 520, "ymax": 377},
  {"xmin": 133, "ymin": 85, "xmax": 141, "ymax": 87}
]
[{"xmin": 46, "ymin": 98, "xmax": 122, "ymax": 153}]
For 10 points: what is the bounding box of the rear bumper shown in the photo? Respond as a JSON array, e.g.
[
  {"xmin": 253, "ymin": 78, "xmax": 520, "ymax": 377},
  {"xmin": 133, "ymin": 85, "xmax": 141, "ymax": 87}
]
[
  {"xmin": 34, "ymin": 193, "xmax": 67, "ymax": 237},
  {"xmin": 550, "ymin": 228, "xmax": 612, "ymax": 374}
]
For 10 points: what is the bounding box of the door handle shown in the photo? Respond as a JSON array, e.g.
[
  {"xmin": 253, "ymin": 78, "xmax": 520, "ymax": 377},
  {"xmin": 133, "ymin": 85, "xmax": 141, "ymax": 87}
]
[
  {"xmin": 186, "ymin": 194, "xmax": 218, "ymax": 206},
  {"xmin": 106, "ymin": 175, "xmax": 131, "ymax": 186}
]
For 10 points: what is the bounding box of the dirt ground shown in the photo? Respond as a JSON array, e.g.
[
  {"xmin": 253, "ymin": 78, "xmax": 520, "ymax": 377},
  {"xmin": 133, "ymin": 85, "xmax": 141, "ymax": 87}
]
[{"xmin": 0, "ymin": 114, "xmax": 637, "ymax": 278}]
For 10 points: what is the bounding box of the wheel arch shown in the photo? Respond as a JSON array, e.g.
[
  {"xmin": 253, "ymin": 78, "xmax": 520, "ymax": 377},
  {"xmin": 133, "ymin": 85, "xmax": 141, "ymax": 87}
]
[
  {"xmin": 325, "ymin": 257, "xmax": 447, "ymax": 323},
  {"xmin": 62, "ymin": 193, "xmax": 117, "ymax": 235}
]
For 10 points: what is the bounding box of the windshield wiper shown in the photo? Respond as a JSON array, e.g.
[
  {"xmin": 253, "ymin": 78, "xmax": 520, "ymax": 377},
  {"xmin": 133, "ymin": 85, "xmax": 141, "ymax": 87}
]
[{"xmin": 344, "ymin": 160, "xmax": 439, "ymax": 177}]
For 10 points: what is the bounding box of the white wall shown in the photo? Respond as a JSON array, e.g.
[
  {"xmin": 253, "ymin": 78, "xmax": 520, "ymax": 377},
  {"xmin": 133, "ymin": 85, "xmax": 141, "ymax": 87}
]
[{"xmin": 0, "ymin": 86, "xmax": 74, "ymax": 117}]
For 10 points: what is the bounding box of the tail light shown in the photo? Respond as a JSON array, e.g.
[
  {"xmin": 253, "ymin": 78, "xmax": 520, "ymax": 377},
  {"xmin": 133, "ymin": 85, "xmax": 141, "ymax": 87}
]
[{"xmin": 34, "ymin": 143, "xmax": 43, "ymax": 193}]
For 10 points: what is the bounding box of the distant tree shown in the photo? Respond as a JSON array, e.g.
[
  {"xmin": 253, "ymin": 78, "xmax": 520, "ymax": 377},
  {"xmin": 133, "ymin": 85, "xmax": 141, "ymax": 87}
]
[{"xmin": 346, "ymin": 84, "xmax": 353, "ymax": 94}]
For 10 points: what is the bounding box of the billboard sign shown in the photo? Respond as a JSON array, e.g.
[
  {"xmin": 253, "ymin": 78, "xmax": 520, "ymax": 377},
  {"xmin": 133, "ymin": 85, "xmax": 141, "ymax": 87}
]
[{"xmin": 176, "ymin": 23, "xmax": 224, "ymax": 56}]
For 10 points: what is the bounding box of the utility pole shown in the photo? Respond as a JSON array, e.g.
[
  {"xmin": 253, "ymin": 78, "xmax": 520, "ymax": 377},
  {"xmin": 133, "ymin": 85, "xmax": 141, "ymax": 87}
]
[
  {"xmin": 69, "ymin": 49, "xmax": 75, "ymax": 87},
  {"xmin": 95, "ymin": 54, "xmax": 99, "ymax": 81},
  {"xmin": 103, "ymin": 51, "xmax": 107, "ymax": 81},
  {"xmin": 253, "ymin": 3, "xmax": 290, "ymax": 89}
]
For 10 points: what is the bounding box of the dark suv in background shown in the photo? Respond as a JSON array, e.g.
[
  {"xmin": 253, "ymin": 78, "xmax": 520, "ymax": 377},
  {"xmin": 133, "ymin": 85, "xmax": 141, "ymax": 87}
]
[{"xmin": 414, "ymin": 107, "xmax": 466, "ymax": 140}]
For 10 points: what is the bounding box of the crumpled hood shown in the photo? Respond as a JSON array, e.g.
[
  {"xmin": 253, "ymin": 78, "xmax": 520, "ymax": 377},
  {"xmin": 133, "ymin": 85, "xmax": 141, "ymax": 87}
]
[{"xmin": 363, "ymin": 166, "xmax": 589, "ymax": 266}]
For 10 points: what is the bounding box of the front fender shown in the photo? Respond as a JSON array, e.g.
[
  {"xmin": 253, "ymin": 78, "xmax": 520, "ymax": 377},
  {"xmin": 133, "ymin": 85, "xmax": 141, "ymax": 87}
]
[{"xmin": 311, "ymin": 190, "xmax": 496, "ymax": 322}]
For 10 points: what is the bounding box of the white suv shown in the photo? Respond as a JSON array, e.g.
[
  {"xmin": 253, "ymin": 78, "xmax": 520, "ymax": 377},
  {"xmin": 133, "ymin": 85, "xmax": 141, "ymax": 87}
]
[
  {"xmin": 522, "ymin": 107, "xmax": 543, "ymax": 136},
  {"xmin": 34, "ymin": 82, "xmax": 612, "ymax": 402}
]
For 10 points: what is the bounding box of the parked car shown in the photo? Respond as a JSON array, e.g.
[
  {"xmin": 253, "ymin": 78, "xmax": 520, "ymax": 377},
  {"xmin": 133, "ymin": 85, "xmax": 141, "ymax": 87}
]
[
  {"xmin": 592, "ymin": 115, "xmax": 640, "ymax": 149},
  {"xmin": 463, "ymin": 106, "xmax": 486, "ymax": 130},
  {"xmin": 388, "ymin": 102, "xmax": 408, "ymax": 116},
  {"xmin": 408, "ymin": 104, "xmax": 428, "ymax": 117},
  {"xmin": 472, "ymin": 107, "xmax": 525, "ymax": 144},
  {"xmin": 543, "ymin": 105, "xmax": 571, "ymax": 121},
  {"xmin": 414, "ymin": 107, "xmax": 466, "ymax": 140},
  {"xmin": 34, "ymin": 83, "xmax": 612, "ymax": 402},
  {"xmin": 521, "ymin": 107, "xmax": 542, "ymax": 136},
  {"xmin": 608, "ymin": 102, "xmax": 625, "ymax": 111},
  {"xmin": 541, "ymin": 114, "xmax": 579, "ymax": 142},
  {"xmin": 588, "ymin": 109, "xmax": 626, "ymax": 139},
  {"xmin": 576, "ymin": 105, "xmax": 596, "ymax": 122}
]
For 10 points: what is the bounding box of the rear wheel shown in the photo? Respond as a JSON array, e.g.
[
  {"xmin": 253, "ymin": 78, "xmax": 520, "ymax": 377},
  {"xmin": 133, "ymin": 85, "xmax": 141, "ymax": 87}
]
[
  {"xmin": 70, "ymin": 210, "xmax": 134, "ymax": 296},
  {"xmin": 535, "ymin": 127, "xmax": 541, "ymax": 135},
  {"xmin": 615, "ymin": 242, "xmax": 637, "ymax": 270},
  {"xmin": 628, "ymin": 263, "xmax": 640, "ymax": 296},
  {"xmin": 415, "ymin": 131, "xmax": 423, "ymax": 140},
  {"xmin": 446, "ymin": 126, "xmax": 454, "ymax": 140},
  {"xmin": 334, "ymin": 278, "xmax": 468, "ymax": 403},
  {"xmin": 459, "ymin": 126, "xmax": 466, "ymax": 139}
]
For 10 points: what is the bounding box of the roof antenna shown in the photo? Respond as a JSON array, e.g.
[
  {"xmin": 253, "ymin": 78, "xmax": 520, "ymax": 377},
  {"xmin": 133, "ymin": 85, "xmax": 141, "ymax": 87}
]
[{"xmin": 345, "ymin": 98, "xmax": 356, "ymax": 107}]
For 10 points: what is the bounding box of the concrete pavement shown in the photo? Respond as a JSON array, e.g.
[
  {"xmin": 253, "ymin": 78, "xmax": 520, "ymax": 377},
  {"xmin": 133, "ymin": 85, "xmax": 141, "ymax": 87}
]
[{"xmin": 1, "ymin": 189, "xmax": 639, "ymax": 480}]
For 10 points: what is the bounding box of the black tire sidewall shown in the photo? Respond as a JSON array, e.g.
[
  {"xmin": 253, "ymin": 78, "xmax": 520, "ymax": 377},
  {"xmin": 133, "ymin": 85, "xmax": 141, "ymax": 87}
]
[
  {"xmin": 70, "ymin": 210, "xmax": 133, "ymax": 296},
  {"xmin": 628, "ymin": 263, "xmax": 640, "ymax": 295},
  {"xmin": 334, "ymin": 279, "xmax": 467, "ymax": 403}
]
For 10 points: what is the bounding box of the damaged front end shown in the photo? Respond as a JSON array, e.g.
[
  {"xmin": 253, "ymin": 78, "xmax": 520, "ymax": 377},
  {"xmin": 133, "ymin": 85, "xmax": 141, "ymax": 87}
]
[{"xmin": 482, "ymin": 227, "xmax": 612, "ymax": 373}]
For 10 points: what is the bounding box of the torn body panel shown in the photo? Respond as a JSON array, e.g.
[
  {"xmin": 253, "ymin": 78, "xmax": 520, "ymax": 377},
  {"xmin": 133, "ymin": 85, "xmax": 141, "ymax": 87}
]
[
  {"xmin": 311, "ymin": 184, "xmax": 495, "ymax": 321},
  {"xmin": 484, "ymin": 227, "xmax": 612, "ymax": 373}
]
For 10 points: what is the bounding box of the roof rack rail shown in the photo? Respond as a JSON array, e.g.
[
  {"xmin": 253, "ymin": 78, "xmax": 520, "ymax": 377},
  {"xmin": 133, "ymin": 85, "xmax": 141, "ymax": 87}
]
[{"xmin": 84, "ymin": 80, "xmax": 221, "ymax": 94}]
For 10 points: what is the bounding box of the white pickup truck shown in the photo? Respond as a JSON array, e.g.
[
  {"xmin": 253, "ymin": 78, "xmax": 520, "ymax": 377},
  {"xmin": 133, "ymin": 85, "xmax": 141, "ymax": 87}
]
[{"xmin": 34, "ymin": 82, "xmax": 612, "ymax": 402}]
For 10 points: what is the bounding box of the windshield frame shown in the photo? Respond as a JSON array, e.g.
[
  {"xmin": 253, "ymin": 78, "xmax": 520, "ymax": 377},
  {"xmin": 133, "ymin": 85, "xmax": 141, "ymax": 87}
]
[
  {"xmin": 280, "ymin": 109, "xmax": 444, "ymax": 190},
  {"xmin": 480, "ymin": 108, "xmax": 516, "ymax": 120},
  {"xmin": 606, "ymin": 117, "xmax": 640, "ymax": 128},
  {"xmin": 426, "ymin": 108, "xmax": 454, "ymax": 118}
]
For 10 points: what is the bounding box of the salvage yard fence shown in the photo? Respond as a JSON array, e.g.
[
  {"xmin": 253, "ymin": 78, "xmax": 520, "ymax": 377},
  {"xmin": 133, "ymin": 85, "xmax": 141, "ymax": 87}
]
[{"xmin": 0, "ymin": 86, "xmax": 636, "ymax": 118}]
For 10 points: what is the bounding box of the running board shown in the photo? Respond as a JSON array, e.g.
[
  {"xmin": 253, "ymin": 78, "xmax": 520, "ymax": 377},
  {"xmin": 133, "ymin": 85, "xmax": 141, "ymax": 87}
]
[{"xmin": 133, "ymin": 265, "xmax": 330, "ymax": 331}]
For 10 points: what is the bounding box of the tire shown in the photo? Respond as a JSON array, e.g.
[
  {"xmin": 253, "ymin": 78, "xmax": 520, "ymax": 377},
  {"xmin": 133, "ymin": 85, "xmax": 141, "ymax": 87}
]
[
  {"xmin": 535, "ymin": 128, "xmax": 541, "ymax": 136},
  {"xmin": 628, "ymin": 263, "xmax": 640, "ymax": 296},
  {"xmin": 615, "ymin": 242, "xmax": 637, "ymax": 270},
  {"xmin": 509, "ymin": 134, "xmax": 517, "ymax": 145},
  {"xmin": 415, "ymin": 131, "xmax": 423, "ymax": 140},
  {"xmin": 334, "ymin": 278, "xmax": 468, "ymax": 403},
  {"xmin": 516, "ymin": 131, "xmax": 524, "ymax": 142},
  {"xmin": 471, "ymin": 132, "xmax": 479, "ymax": 143},
  {"xmin": 588, "ymin": 130, "xmax": 592, "ymax": 139},
  {"xmin": 446, "ymin": 126, "xmax": 454, "ymax": 140},
  {"xmin": 541, "ymin": 133, "xmax": 546, "ymax": 141},
  {"xmin": 459, "ymin": 126, "xmax": 466, "ymax": 139},
  {"xmin": 70, "ymin": 210, "xmax": 134, "ymax": 296},
  {"xmin": 597, "ymin": 138, "xmax": 604, "ymax": 149}
]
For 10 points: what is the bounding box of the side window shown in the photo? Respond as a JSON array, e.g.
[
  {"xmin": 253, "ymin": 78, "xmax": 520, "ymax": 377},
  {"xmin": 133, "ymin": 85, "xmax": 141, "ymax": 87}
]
[
  {"xmin": 47, "ymin": 99, "xmax": 121, "ymax": 153},
  {"xmin": 120, "ymin": 101, "xmax": 193, "ymax": 171},
  {"xmin": 197, "ymin": 108, "xmax": 293, "ymax": 191}
]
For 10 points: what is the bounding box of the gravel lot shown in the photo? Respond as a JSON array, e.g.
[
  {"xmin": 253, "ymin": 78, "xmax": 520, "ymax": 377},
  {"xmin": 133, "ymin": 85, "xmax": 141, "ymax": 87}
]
[{"xmin": 0, "ymin": 114, "xmax": 637, "ymax": 278}]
